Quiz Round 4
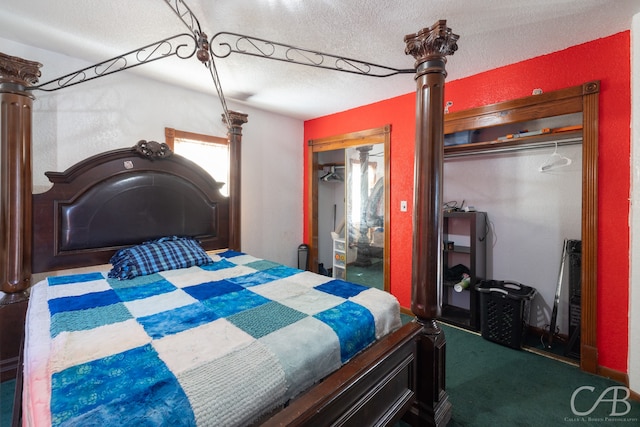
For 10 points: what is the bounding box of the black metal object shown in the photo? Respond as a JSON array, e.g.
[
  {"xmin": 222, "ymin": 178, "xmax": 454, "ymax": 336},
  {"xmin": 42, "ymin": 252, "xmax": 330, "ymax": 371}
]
[
  {"xmin": 29, "ymin": 34, "xmax": 198, "ymax": 92},
  {"xmin": 565, "ymin": 240, "xmax": 582, "ymax": 358},
  {"xmin": 297, "ymin": 244, "xmax": 309, "ymax": 271},
  {"xmin": 25, "ymin": 0, "xmax": 413, "ymax": 131},
  {"xmin": 210, "ymin": 32, "xmax": 414, "ymax": 77},
  {"xmin": 547, "ymin": 239, "xmax": 568, "ymax": 348},
  {"xmin": 162, "ymin": 0, "xmax": 231, "ymax": 127}
]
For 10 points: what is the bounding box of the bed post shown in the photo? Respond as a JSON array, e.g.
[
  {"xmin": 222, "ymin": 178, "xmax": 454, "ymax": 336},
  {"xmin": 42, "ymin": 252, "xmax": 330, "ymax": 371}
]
[
  {"xmin": 403, "ymin": 21, "xmax": 458, "ymax": 426},
  {"xmin": 0, "ymin": 53, "xmax": 41, "ymax": 297},
  {"xmin": 223, "ymin": 110, "xmax": 248, "ymax": 251}
]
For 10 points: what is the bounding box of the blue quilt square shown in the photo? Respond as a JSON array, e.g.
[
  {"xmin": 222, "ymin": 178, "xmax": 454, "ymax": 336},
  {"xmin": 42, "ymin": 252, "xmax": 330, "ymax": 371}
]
[
  {"xmin": 51, "ymin": 344, "xmax": 195, "ymax": 427},
  {"xmin": 106, "ymin": 273, "xmax": 164, "ymax": 289},
  {"xmin": 201, "ymin": 289, "xmax": 269, "ymax": 317},
  {"xmin": 227, "ymin": 270, "xmax": 278, "ymax": 287},
  {"xmin": 112, "ymin": 278, "xmax": 178, "ymax": 302},
  {"xmin": 137, "ymin": 302, "xmax": 218, "ymax": 339},
  {"xmin": 244, "ymin": 259, "xmax": 281, "ymax": 271},
  {"xmin": 262, "ymin": 265, "xmax": 300, "ymax": 279},
  {"xmin": 183, "ymin": 279, "xmax": 244, "ymax": 301},
  {"xmin": 48, "ymin": 289, "xmax": 122, "ymax": 315},
  {"xmin": 227, "ymin": 265, "xmax": 298, "ymax": 288},
  {"xmin": 48, "ymin": 272, "xmax": 105, "ymax": 286},
  {"xmin": 200, "ymin": 258, "xmax": 236, "ymax": 271},
  {"xmin": 227, "ymin": 301, "xmax": 307, "ymax": 339},
  {"xmin": 217, "ymin": 250, "xmax": 245, "ymax": 259},
  {"xmin": 50, "ymin": 302, "xmax": 133, "ymax": 337},
  {"xmin": 314, "ymin": 300, "xmax": 375, "ymax": 362},
  {"xmin": 315, "ymin": 280, "xmax": 368, "ymax": 299}
]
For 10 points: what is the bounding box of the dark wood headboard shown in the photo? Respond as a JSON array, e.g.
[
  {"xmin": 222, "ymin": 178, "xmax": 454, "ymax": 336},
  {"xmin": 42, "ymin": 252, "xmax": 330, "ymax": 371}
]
[{"xmin": 32, "ymin": 142, "xmax": 231, "ymax": 273}]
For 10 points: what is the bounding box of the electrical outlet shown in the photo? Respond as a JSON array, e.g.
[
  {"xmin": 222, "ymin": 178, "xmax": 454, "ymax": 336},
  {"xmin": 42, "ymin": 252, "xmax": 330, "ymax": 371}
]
[{"xmin": 400, "ymin": 200, "xmax": 407, "ymax": 212}]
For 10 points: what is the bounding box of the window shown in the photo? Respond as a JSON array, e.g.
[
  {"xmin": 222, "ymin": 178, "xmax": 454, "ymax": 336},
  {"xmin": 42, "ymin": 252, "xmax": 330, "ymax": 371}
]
[{"xmin": 165, "ymin": 128, "xmax": 230, "ymax": 196}]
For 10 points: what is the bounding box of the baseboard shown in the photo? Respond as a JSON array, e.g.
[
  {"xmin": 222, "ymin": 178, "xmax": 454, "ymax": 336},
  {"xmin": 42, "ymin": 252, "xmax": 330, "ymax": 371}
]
[{"xmin": 597, "ymin": 365, "xmax": 628, "ymax": 387}]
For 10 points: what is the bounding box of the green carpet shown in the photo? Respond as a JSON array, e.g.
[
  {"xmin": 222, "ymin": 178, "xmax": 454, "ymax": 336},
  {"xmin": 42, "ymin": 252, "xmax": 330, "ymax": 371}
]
[
  {"xmin": 346, "ymin": 259, "xmax": 384, "ymax": 290},
  {"xmin": 1, "ymin": 379, "xmax": 15, "ymax": 427},
  {"xmin": 442, "ymin": 323, "xmax": 640, "ymax": 426}
]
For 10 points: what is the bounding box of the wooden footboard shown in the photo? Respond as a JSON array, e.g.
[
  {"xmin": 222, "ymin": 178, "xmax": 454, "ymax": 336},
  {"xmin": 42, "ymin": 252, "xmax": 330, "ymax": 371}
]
[{"xmin": 261, "ymin": 321, "xmax": 448, "ymax": 427}]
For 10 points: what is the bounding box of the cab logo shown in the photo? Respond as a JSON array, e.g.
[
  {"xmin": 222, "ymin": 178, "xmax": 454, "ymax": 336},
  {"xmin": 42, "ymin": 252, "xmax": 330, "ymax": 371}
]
[{"xmin": 570, "ymin": 386, "xmax": 632, "ymax": 418}]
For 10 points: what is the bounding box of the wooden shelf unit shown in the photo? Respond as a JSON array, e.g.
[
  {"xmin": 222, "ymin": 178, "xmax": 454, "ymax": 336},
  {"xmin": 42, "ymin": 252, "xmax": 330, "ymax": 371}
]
[{"xmin": 441, "ymin": 211, "xmax": 487, "ymax": 331}]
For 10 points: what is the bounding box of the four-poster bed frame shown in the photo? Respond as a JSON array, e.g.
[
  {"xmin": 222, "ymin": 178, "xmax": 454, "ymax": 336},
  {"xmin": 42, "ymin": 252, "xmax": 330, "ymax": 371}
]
[{"xmin": 0, "ymin": 11, "xmax": 458, "ymax": 427}]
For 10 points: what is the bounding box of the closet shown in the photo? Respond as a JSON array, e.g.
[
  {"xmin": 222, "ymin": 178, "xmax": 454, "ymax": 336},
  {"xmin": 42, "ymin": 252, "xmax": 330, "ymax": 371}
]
[
  {"xmin": 308, "ymin": 126, "xmax": 390, "ymax": 292},
  {"xmin": 442, "ymin": 81, "xmax": 599, "ymax": 372}
]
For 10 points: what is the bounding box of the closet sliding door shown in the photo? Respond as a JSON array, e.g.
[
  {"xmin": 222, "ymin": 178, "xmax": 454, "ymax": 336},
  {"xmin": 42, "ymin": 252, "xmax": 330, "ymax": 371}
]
[{"xmin": 308, "ymin": 126, "xmax": 390, "ymax": 292}]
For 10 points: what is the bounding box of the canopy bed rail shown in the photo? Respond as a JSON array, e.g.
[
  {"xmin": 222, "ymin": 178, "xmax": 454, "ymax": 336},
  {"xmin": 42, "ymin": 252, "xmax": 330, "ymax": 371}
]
[
  {"xmin": 0, "ymin": 11, "xmax": 458, "ymax": 426},
  {"xmin": 210, "ymin": 32, "xmax": 415, "ymax": 77}
]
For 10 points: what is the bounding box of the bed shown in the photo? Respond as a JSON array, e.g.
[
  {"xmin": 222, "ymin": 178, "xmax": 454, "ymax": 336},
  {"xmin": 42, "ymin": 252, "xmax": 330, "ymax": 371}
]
[{"xmin": 1, "ymin": 19, "xmax": 458, "ymax": 427}]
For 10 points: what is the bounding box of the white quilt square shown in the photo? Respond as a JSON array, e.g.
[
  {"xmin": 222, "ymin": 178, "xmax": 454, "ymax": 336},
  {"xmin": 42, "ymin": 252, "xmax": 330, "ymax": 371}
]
[
  {"xmin": 160, "ymin": 264, "xmax": 257, "ymax": 288},
  {"xmin": 276, "ymin": 288, "xmax": 345, "ymax": 315},
  {"xmin": 259, "ymin": 316, "xmax": 340, "ymax": 397},
  {"xmin": 248, "ymin": 278, "xmax": 308, "ymax": 302},
  {"xmin": 153, "ymin": 318, "xmax": 255, "ymax": 374},
  {"xmin": 176, "ymin": 340, "xmax": 286, "ymax": 427},
  {"xmin": 159, "ymin": 266, "xmax": 221, "ymax": 288},
  {"xmin": 124, "ymin": 288, "xmax": 198, "ymax": 318},
  {"xmin": 349, "ymin": 287, "xmax": 402, "ymax": 338},
  {"xmin": 224, "ymin": 254, "xmax": 260, "ymax": 265},
  {"xmin": 287, "ymin": 271, "xmax": 333, "ymax": 288},
  {"xmin": 49, "ymin": 319, "xmax": 151, "ymax": 374},
  {"xmin": 46, "ymin": 278, "xmax": 111, "ymax": 299}
]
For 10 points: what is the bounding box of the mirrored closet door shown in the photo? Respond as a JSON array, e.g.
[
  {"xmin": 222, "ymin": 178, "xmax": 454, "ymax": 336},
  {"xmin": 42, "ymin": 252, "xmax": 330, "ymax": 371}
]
[
  {"xmin": 308, "ymin": 126, "xmax": 390, "ymax": 292},
  {"xmin": 342, "ymin": 144, "xmax": 385, "ymax": 289}
]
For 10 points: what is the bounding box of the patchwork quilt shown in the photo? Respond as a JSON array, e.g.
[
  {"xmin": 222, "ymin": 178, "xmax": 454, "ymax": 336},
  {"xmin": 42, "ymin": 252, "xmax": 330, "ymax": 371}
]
[{"xmin": 23, "ymin": 250, "xmax": 401, "ymax": 427}]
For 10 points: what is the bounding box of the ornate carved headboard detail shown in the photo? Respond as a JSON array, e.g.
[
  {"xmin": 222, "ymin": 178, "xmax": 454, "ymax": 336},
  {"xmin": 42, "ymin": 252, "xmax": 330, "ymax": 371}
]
[{"xmin": 32, "ymin": 144, "xmax": 230, "ymax": 273}]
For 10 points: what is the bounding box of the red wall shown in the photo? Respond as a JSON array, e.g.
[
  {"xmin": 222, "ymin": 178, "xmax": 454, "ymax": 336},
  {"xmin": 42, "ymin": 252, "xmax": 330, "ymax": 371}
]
[{"xmin": 304, "ymin": 31, "xmax": 631, "ymax": 373}]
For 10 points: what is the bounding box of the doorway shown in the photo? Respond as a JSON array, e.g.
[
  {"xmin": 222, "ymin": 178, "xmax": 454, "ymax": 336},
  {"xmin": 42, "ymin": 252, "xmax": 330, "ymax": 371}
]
[
  {"xmin": 441, "ymin": 81, "xmax": 600, "ymax": 373},
  {"xmin": 307, "ymin": 126, "xmax": 390, "ymax": 292}
]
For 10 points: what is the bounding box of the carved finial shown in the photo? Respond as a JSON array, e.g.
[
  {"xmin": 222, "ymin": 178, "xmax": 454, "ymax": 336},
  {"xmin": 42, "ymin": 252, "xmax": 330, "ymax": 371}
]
[
  {"xmin": 404, "ymin": 20, "xmax": 459, "ymax": 67},
  {"xmin": 222, "ymin": 110, "xmax": 249, "ymax": 135},
  {"xmin": 134, "ymin": 140, "xmax": 173, "ymax": 160},
  {"xmin": 0, "ymin": 52, "xmax": 42, "ymax": 86},
  {"xmin": 197, "ymin": 33, "xmax": 210, "ymax": 63}
]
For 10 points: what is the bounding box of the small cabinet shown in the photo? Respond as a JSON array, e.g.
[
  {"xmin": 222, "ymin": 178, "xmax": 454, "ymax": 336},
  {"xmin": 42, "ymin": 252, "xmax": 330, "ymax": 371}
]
[
  {"xmin": 332, "ymin": 237, "xmax": 346, "ymax": 280},
  {"xmin": 441, "ymin": 211, "xmax": 487, "ymax": 331}
]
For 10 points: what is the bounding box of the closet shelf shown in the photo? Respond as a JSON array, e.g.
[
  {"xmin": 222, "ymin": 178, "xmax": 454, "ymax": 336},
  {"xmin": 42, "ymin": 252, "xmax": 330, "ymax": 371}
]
[{"xmin": 444, "ymin": 130, "xmax": 582, "ymax": 158}]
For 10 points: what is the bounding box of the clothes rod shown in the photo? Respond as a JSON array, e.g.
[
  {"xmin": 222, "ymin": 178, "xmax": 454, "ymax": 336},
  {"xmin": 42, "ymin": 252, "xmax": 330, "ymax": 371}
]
[{"xmin": 444, "ymin": 137, "xmax": 582, "ymax": 159}]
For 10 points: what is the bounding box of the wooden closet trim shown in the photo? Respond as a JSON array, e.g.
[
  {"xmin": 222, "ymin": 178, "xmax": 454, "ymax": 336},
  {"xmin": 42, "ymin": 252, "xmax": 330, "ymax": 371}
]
[
  {"xmin": 307, "ymin": 125, "xmax": 391, "ymax": 292},
  {"xmin": 444, "ymin": 81, "xmax": 600, "ymax": 374}
]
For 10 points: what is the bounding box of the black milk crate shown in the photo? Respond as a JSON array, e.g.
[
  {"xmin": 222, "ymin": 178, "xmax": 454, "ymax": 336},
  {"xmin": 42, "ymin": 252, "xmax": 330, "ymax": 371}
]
[{"xmin": 476, "ymin": 280, "xmax": 536, "ymax": 349}]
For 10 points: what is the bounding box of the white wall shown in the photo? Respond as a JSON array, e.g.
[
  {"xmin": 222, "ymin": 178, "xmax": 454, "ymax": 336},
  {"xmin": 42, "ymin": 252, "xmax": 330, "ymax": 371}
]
[
  {"xmin": 444, "ymin": 143, "xmax": 582, "ymax": 334},
  {"xmin": 629, "ymin": 12, "xmax": 639, "ymax": 395},
  {"xmin": 2, "ymin": 37, "xmax": 304, "ymax": 268}
]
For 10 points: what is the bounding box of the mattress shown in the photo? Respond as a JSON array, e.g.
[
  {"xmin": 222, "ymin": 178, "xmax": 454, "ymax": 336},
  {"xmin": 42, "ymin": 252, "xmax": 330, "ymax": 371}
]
[{"xmin": 22, "ymin": 250, "xmax": 401, "ymax": 426}]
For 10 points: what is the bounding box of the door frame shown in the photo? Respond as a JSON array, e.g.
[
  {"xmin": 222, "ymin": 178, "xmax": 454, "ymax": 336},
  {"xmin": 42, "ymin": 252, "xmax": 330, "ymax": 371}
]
[
  {"xmin": 442, "ymin": 81, "xmax": 599, "ymax": 374},
  {"xmin": 307, "ymin": 125, "xmax": 391, "ymax": 292}
]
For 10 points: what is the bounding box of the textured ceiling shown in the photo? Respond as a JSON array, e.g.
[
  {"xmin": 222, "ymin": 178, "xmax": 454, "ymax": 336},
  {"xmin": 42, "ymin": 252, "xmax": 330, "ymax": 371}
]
[{"xmin": 1, "ymin": 0, "xmax": 639, "ymax": 120}]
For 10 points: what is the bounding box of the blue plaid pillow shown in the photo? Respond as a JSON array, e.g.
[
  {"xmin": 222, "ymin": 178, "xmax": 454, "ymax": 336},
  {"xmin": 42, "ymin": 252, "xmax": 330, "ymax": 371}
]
[{"xmin": 108, "ymin": 236, "xmax": 213, "ymax": 280}]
